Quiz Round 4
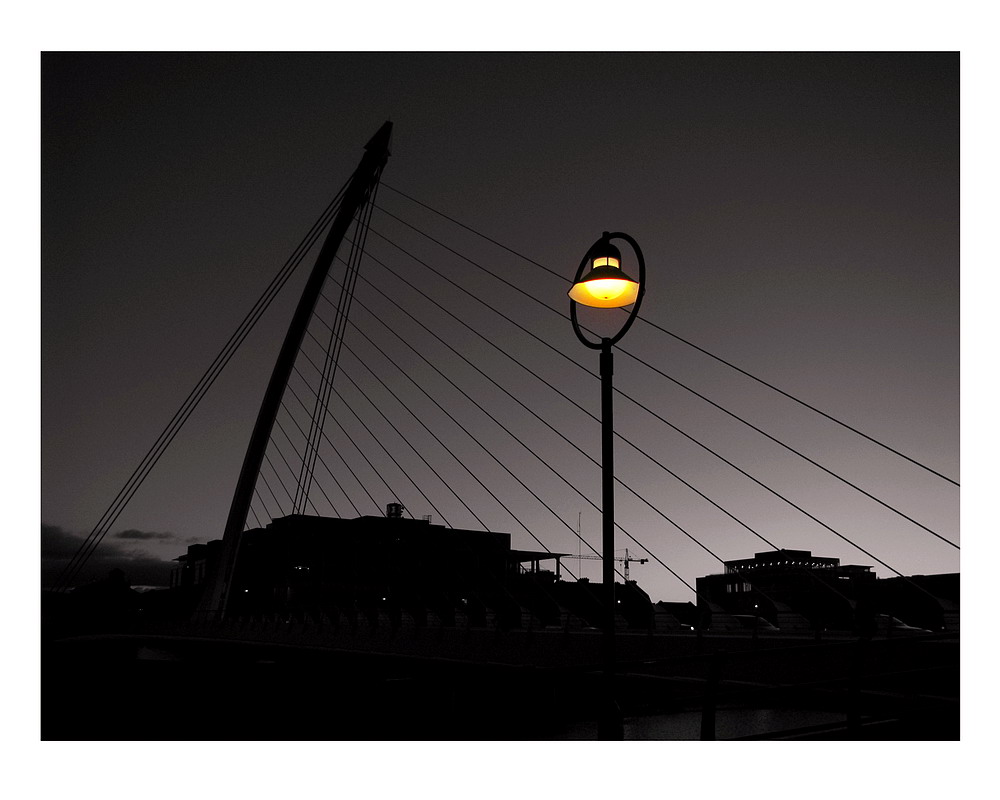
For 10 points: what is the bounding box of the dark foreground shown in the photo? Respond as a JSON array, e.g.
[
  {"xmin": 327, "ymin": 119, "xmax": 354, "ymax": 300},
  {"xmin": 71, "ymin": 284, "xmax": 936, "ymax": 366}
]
[{"xmin": 42, "ymin": 632, "xmax": 958, "ymax": 741}]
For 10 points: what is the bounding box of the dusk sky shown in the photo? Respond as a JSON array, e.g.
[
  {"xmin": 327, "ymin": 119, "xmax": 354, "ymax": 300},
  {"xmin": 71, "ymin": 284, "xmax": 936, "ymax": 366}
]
[{"xmin": 39, "ymin": 51, "xmax": 962, "ymax": 604}]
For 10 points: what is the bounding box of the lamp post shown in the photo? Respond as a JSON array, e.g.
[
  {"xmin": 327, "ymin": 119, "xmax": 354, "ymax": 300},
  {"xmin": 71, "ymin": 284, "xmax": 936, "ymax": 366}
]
[{"xmin": 569, "ymin": 231, "xmax": 646, "ymax": 741}]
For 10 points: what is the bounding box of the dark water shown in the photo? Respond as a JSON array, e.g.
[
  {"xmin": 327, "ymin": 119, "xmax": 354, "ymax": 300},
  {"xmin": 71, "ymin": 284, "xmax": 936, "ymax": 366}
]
[
  {"xmin": 41, "ymin": 639, "xmax": 953, "ymax": 740},
  {"xmin": 558, "ymin": 708, "xmax": 843, "ymax": 740},
  {"xmin": 43, "ymin": 639, "xmax": 587, "ymax": 740}
]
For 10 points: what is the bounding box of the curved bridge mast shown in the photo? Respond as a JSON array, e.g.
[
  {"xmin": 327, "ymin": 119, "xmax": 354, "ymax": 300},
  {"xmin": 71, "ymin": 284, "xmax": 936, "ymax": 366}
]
[{"xmin": 206, "ymin": 121, "xmax": 392, "ymax": 617}]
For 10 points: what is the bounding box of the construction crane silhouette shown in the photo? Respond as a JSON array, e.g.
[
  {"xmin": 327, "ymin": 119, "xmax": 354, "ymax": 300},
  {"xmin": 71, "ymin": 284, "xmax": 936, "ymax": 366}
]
[{"xmin": 565, "ymin": 548, "xmax": 648, "ymax": 581}]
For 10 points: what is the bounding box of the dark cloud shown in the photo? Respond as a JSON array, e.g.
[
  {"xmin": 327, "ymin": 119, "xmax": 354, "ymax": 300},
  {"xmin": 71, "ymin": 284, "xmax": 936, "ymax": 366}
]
[
  {"xmin": 41, "ymin": 524, "xmax": 174, "ymax": 589},
  {"xmin": 41, "ymin": 523, "xmax": 88, "ymax": 559},
  {"xmin": 113, "ymin": 528, "xmax": 175, "ymax": 541}
]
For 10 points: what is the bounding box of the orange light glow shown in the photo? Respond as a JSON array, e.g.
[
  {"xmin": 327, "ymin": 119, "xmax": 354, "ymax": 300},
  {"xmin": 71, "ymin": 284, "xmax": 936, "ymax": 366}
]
[
  {"xmin": 569, "ymin": 257, "xmax": 639, "ymax": 308},
  {"xmin": 579, "ymin": 278, "xmax": 630, "ymax": 302},
  {"xmin": 568, "ymin": 273, "xmax": 640, "ymax": 308}
]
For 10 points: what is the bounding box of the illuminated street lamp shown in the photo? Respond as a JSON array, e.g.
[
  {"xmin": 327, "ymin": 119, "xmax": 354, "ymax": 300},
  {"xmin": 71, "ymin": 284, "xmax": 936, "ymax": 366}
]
[
  {"xmin": 568, "ymin": 240, "xmax": 641, "ymax": 308},
  {"xmin": 569, "ymin": 232, "xmax": 646, "ymax": 740}
]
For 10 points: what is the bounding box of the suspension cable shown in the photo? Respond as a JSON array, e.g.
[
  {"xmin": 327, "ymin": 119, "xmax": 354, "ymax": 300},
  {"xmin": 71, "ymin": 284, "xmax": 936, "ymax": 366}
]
[
  {"xmin": 615, "ymin": 347, "xmax": 958, "ymax": 549},
  {"xmin": 280, "ymin": 381, "xmax": 363, "ymax": 518},
  {"xmin": 338, "ymin": 256, "xmax": 743, "ymax": 572},
  {"xmin": 364, "ymin": 219, "xmax": 956, "ymax": 552},
  {"xmin": 349, "ymin": 245, "xmax": 783, "ymax": 556},
  {"xmin": 377, "ymin": 183, "xmax": 959, "ymax": 488},
  {"xmin": 273, "ymin": 414, "xmax": 337, "ymax": 518},
  {"xmin": 342, "ymin": 260, "xmax": 842, "ymax": 607},
  {"xmin": 248, "ymin": 500, "xmax": 264, "ymax": 531},
  {"xmin": 257, "ymin": 468, "xmax": 283, "ymax": 518},
  {"xmin": 341, "ymin": 260, "xmax": 875, "ymax": 609},
  {"xmin": 251, "ymin": 487, "xmax": 272, "ymax": 529},
  {"xmin": 273, "ymin": 427, "xmax": 323, "ymax": 516},
  {"xmin": 296, "ymin": 318, "xmax": 589, "ymax": 608},
  {"xmin": 634, "ymin": 315, "xmax": 960, "ymax": 487},
  {"xmin": 326, "ymin": 265, "xmax": 738, "ymax": 601},
  {"xmin": 335, "ymin": 258, "xmax": 778, "ymax": 594},
  {"xmin": 307, "ymin": 303, "xmax": 491, "ymax": 530},
  {"xmin": 319, "ymin": 271, "xmax": 636, "ymax": 580},
  {"xmin": 355, "ymin": 229, "xmax": 940, "ymax": 592},
  {"xmin": 315, "ymin": 293, "xmax": 602, "ymax": 571},
  {"xmin": 296, "ymin": 175, "xmax": 384, "ymax": 511},
  {"xmin": 53, "ymin": 178, "xmax": 351, "ymax": 590},
  {"xmin": 309, "ymin": 307, "xmax": 603, "ymax": 598},
  {"xmin": 263, "ymin": 445, "xmax": 298, "ymax": 507},
  {"xmin": 285, "ymin": 371, "xmax": 384, "ymax": 516},
  {"xmin": 296, "ymin": 329, "xmax": 450, "ymax": 525}
]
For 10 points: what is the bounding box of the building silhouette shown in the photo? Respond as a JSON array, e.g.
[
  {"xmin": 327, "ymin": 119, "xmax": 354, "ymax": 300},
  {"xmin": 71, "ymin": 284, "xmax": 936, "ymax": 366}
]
[
  {"xmin": 175, "ymin": 509, "xmax": 656, "ymax": 632},
  {"xmin": 163, "ymin": 529, "xmax": 960, "ymax": 638},
  {"xmin": 696, "ymin": 548, "xmax": 958, "ymax": 634}
]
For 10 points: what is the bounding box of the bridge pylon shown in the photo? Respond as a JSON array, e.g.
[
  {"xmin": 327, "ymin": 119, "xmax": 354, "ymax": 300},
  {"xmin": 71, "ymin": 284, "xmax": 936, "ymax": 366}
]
[{"xmin": 201, "ymin": 122, "xmax": 393, "ymax": 619}]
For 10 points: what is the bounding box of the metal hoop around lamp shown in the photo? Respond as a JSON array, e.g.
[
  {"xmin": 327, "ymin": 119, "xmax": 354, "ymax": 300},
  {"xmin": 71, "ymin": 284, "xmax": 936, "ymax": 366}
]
[{"xmin": 569, "ymin": 231, "xmax": 646, "ymax": 349}]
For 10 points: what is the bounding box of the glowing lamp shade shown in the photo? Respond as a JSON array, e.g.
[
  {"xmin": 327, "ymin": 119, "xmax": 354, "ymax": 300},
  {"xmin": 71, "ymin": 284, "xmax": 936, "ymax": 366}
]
[{"xmin": 568, "ymin": 250, "xmax": 640, "ymax": 308}]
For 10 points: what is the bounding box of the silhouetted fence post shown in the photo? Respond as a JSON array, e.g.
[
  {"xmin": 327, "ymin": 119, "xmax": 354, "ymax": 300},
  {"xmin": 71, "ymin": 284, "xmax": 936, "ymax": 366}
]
[
  {"xmin": 847, "ymin": 638, "xmax": 868, "ymax": 733},
  {"xmin": 700, "ymin": 650, "xmax": 722, "ymax": 740}
]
